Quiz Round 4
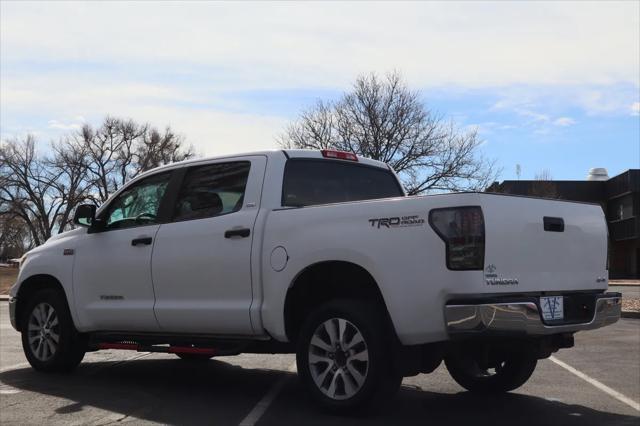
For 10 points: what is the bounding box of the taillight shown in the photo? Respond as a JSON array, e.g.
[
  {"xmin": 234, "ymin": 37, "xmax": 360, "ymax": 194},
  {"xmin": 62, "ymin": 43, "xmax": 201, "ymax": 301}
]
[
  {"xmin": 321, "ymin": 149, "xmax": 358, "ymax": 161},
  {"xmin": 429, "ymin": 206, "xmax": 485, "ymax": 270}
]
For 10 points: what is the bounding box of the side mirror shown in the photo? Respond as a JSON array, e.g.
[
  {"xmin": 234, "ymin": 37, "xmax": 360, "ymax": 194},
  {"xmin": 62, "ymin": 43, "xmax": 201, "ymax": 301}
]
[{"xmin": 73, "ymin": 204, "xmax": 97, "ymax": 227}]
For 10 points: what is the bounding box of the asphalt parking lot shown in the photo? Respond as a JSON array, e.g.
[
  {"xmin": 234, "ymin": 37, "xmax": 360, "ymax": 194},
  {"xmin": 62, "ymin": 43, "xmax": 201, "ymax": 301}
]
[{"xmin": 0, "ymin": 302, "xmax": 638, "ymax": 426}]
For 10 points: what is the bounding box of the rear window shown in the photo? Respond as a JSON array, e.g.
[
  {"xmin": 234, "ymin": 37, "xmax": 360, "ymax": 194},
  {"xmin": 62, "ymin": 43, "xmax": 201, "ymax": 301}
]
[{"xmin": 282, "ymin": 159, "xmax": 403, "ymax": 207}]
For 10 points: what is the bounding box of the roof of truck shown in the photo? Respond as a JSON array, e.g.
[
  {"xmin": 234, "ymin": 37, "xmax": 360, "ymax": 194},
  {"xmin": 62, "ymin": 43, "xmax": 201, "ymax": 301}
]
[{"xmin": 139, "ymin": 149, "xmax": 390, "ymax": 177}]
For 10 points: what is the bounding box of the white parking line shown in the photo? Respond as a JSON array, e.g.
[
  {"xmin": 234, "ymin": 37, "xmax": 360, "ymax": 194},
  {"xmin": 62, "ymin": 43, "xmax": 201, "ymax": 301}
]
[
  {"xmin": 549, "ymin": 356, "xmax": 640, "ymax": 412},
  {"xmin": 238, "ymin": 361, "xmax": 297, "ymax": 426},
  {"xmin": 0, "ymin": 385, "xmax": 21, "ymax": 395}
]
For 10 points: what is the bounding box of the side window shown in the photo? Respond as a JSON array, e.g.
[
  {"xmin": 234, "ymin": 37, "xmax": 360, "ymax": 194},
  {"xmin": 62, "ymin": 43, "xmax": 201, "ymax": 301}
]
[
  {"xmin": 173, "ymin": 161, "xmax": 251, "ymax": 222},
  {"xmin": 103, "ymin": 172, "xmax": 171, "ymax": 230}
]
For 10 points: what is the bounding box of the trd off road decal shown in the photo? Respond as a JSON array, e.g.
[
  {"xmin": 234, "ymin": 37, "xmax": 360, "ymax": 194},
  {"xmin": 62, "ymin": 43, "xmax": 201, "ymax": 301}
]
[{"xmin": 368, "ymin": 215, "xmax": 425, "ymax": 229}]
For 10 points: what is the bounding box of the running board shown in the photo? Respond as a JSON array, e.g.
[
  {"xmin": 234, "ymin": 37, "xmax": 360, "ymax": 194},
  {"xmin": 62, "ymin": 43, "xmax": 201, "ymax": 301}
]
[{"xmin": 94, "ymin": 342, "xmax": 218, "ymax": 356}]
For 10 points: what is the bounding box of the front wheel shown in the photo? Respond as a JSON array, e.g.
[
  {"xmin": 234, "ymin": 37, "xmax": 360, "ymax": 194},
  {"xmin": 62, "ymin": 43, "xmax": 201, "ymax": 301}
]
[
  {"xmin": 21, "ymin": 288, "xmax": 86, "ymax": 373},
  {"xmin": 296, "ymin": 300, "xmax": 401, "ymax": 413},
  {"xmin": 445, "ymin": 350, "xmax": 537, "ymax": 393}
]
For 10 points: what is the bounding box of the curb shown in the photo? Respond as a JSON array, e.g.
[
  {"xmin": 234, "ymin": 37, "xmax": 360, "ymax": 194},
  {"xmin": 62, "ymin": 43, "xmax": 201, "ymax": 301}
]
[{"xmin": 0, "ymin": 295, "xmax": 9, "ymax": 301}]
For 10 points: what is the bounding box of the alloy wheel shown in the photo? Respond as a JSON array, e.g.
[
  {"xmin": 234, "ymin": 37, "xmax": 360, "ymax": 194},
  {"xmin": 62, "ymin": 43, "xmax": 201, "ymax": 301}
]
[
  {"xmin": 308, "ymin": 318, "xmax": 369, "ymax": 400},
  {"xmin": 27, "ymin": 303, "xmax": 60, "ymax": 362}
]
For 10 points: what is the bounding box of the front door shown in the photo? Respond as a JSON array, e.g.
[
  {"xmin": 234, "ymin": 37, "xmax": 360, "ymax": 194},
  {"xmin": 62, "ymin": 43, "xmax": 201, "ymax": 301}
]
[
  {"xmin": 73, "ymin": 171, "xmax": 172, "ymax": 331},
  {"xmin": 151, "ymin": 157, "xmax": 266, "ymax": 335}
]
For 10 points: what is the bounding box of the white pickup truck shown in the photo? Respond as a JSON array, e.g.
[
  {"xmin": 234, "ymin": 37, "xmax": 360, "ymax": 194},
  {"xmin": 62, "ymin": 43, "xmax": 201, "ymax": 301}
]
[{"xmin": 9, "ymin": 149, "xmax": 621, "ymax": 412}]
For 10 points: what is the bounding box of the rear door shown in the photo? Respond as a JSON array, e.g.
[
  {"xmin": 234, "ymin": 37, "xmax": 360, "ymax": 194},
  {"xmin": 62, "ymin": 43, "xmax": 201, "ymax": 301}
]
[{"xmin": 151, "ymin": 156, "xmax": 266, "ymax": 334}]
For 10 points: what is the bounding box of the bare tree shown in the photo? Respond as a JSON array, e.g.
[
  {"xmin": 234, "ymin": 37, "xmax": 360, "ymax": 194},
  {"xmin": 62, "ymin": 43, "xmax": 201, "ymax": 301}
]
[
  {"xmin": 530, "ymin": 169, "xmax": 558, "ymax": 198},
  {"xmin": 76, "ymin": 117, "xmax": 194, "ymax": 202},
  {"xmin": 0, "ymin": 116, "xmax": 195, "ymax": 249},
  {"xmin": 0, "ymin": 136, "xmax": 61, "ymax": 245},
  {"xmin": 48, "ymin": 137, "xmax": 93, "ymax": 233},
  {"xmin": 0, "ymin": 215, "xmax": 29, "ymax": 260},
  {"xmin": 280, "ymin": 72, "xmax": 498, "ymax": 194}
]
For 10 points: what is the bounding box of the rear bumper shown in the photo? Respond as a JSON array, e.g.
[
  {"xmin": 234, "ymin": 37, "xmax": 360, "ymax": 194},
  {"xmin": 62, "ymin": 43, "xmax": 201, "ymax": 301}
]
[{"xmin": 445, "ymin": 292, "xmax": 621, "ymax": 336}]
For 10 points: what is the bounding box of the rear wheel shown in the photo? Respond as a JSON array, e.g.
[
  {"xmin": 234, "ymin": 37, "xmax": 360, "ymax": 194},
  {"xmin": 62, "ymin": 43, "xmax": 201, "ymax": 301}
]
[
  {"xmin": 21, "ymin": 288, "xmax": 86, "ymax": 372},
  {"xmin": 296, "ymin": 300, "xmax": 401, "ymax": 413},
  {"xmin": 445, "ymin": 350, "xmax": 537, "ymax": 393}
]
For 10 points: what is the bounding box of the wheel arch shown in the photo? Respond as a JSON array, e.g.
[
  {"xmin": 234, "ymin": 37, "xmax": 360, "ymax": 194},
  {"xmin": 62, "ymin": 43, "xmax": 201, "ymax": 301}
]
[
  {"xmin": 15, "ymin": 274, "xmax": 69, "ymax": 332},
  {"xmin": 283, "ymin": 260, "xmax": 396, "ymax": 343}
]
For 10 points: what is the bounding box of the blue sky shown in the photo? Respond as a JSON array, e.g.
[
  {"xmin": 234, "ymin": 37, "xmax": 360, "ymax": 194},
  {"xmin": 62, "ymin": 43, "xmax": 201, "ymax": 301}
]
[{"xmin": 1, "ymin": 2, "xmax": 638, "ymax": 181}]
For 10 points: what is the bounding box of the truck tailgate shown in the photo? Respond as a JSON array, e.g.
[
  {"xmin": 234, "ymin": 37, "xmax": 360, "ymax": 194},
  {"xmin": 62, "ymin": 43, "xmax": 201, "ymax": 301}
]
[{"xmin": 479, "ymin": 194, "xmax": 608, "ymax": 293}]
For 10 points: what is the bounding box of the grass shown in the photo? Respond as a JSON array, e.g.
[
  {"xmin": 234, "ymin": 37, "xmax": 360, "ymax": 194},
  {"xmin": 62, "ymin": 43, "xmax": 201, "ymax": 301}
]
[{"xmin": 0, "ymin": 267, "xmax": 18, "ymax": 294}]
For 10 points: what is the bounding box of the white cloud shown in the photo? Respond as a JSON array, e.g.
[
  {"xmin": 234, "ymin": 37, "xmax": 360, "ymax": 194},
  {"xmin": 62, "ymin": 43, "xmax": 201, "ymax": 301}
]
[
  {"xmin": 0, "ymin": 74, "xmax": 286, "ymax": 154},
  {"xmin": 47, "ymin": 119, "xmax": 82, "ymax": 131},
  {"xmin": 1, "ymin": 2, "xmax": 638, "ymax": 151},
  {"xmin": 518, "ymin": 109, "xmax": 550, "ymax": 123},
  {"xmin": 119, "ymin": 105, "xmax": 287, "ymax": 156},
  {"xmin": 632, "ymin": 102, "xmax": 640, "ymax": 115},
  {"xmin": 576, "ymin": 89, "xmax": 638, "ymax": 116},
  {"xmin": 467, "ymin": 121, "xmax": 519, "ymax": 135},
  {"xmin": 1, "ymin": 2, "xmax": 638, "ymax": 89},
  {"xmin": 490, "ymin": 93, "xmax": 581, "ymax": 131},
  {"xmin": 553, "ymin": 117, "xmax": 576, "ymax": 126}
]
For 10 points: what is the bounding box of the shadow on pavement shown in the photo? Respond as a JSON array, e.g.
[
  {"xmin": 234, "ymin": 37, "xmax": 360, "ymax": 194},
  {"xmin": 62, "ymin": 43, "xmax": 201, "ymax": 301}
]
[
  {"xmin": 1, "ymin": 359, "xmax": 638, "ymax": 426},
  {"xmin": 265, "ymin": 380, "xmax": 640, "ymax": 426}
]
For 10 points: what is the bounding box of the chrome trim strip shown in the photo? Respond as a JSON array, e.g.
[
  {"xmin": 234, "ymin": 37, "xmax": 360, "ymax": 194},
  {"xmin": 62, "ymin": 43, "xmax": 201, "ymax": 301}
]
[{"xmin": 445, "ymin": 296, "xmax": 621, "ymax": 336}]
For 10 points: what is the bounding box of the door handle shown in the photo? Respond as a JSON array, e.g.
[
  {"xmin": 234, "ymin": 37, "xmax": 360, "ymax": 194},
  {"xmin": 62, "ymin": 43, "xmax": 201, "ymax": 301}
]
[
  {"xmin": 131, "ymin": 237, "xmax": 153, "ymax": 246},
  {"xmin": 224, "ymin": 228, "xmax": 251, "ymax": 239},
  {"xmin": 543, "ymin": 216, "xmax": 564, "ymax": 232}
]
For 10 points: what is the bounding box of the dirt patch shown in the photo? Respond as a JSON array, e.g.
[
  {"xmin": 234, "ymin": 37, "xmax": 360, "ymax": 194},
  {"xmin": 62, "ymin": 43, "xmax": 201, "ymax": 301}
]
[
  {"xmin": 622, "ymin": 298, "xmax": 640, "ymax": 312},
  {"xmin": 0, "ymin": 267, "xmax": 18, "ymax": 294}
]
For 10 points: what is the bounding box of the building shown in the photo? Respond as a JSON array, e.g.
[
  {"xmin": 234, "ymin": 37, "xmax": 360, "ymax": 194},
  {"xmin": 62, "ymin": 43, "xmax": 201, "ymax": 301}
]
[{"xmin": 487, "ymin": 169, "xmax": 639, "ymax": 279}]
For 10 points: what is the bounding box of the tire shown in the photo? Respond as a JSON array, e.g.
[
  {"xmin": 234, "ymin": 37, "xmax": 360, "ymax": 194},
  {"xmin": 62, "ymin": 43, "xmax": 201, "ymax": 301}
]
[
  {"xmin": 296, "ymin": 299, "xmax": 402, "ymax": 414},
  {"xmin": 175, "ymin": 353, "xmax": 214, "ymax": 361},
  {"xmin": 20, "ymin": 288, "xmax": 86, "ymax": 373},
  {"xmin": 445, "ymin": 350, "xmax": 537, "ymax": 393}
]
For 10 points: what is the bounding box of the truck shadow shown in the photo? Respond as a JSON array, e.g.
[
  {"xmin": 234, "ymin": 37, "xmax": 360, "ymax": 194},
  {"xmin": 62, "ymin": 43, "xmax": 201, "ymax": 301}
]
[{"xmin": 0, "ymin": 359, "xmax": 637, "ymax": 426}]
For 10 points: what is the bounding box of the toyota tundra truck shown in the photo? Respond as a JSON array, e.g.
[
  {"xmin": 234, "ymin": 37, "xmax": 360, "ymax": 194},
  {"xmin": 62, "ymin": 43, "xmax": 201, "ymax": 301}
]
[{"xmin": 8, "ymin": 149, "xmax": 621, "ymax": 412}]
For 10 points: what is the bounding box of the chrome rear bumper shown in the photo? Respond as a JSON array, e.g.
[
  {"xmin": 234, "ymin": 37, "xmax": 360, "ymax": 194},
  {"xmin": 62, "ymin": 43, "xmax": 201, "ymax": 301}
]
[{"xmin": 445, "ymin": 293, "xmax": 621, "ymax": 336}]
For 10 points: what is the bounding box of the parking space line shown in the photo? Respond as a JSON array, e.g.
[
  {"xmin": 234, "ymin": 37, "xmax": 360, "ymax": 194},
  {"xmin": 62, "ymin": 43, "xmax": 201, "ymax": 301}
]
[
  {"xmin": 549, "ymin": 356, "xmax": 640, "ymax": 412},
  {"xmin": 0, "ymin": 384, "xmax": 21, "ymax": 395},
  {"xmin": 238, "ymin": 361, "xmax": 297, "ymax": 426}
]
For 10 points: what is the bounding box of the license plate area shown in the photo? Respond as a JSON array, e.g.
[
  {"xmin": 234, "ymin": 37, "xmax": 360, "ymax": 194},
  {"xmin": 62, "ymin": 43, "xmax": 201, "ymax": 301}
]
[{"xmin": 540, "ymin": 296, "xmax": 564, "ymax": 321}]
